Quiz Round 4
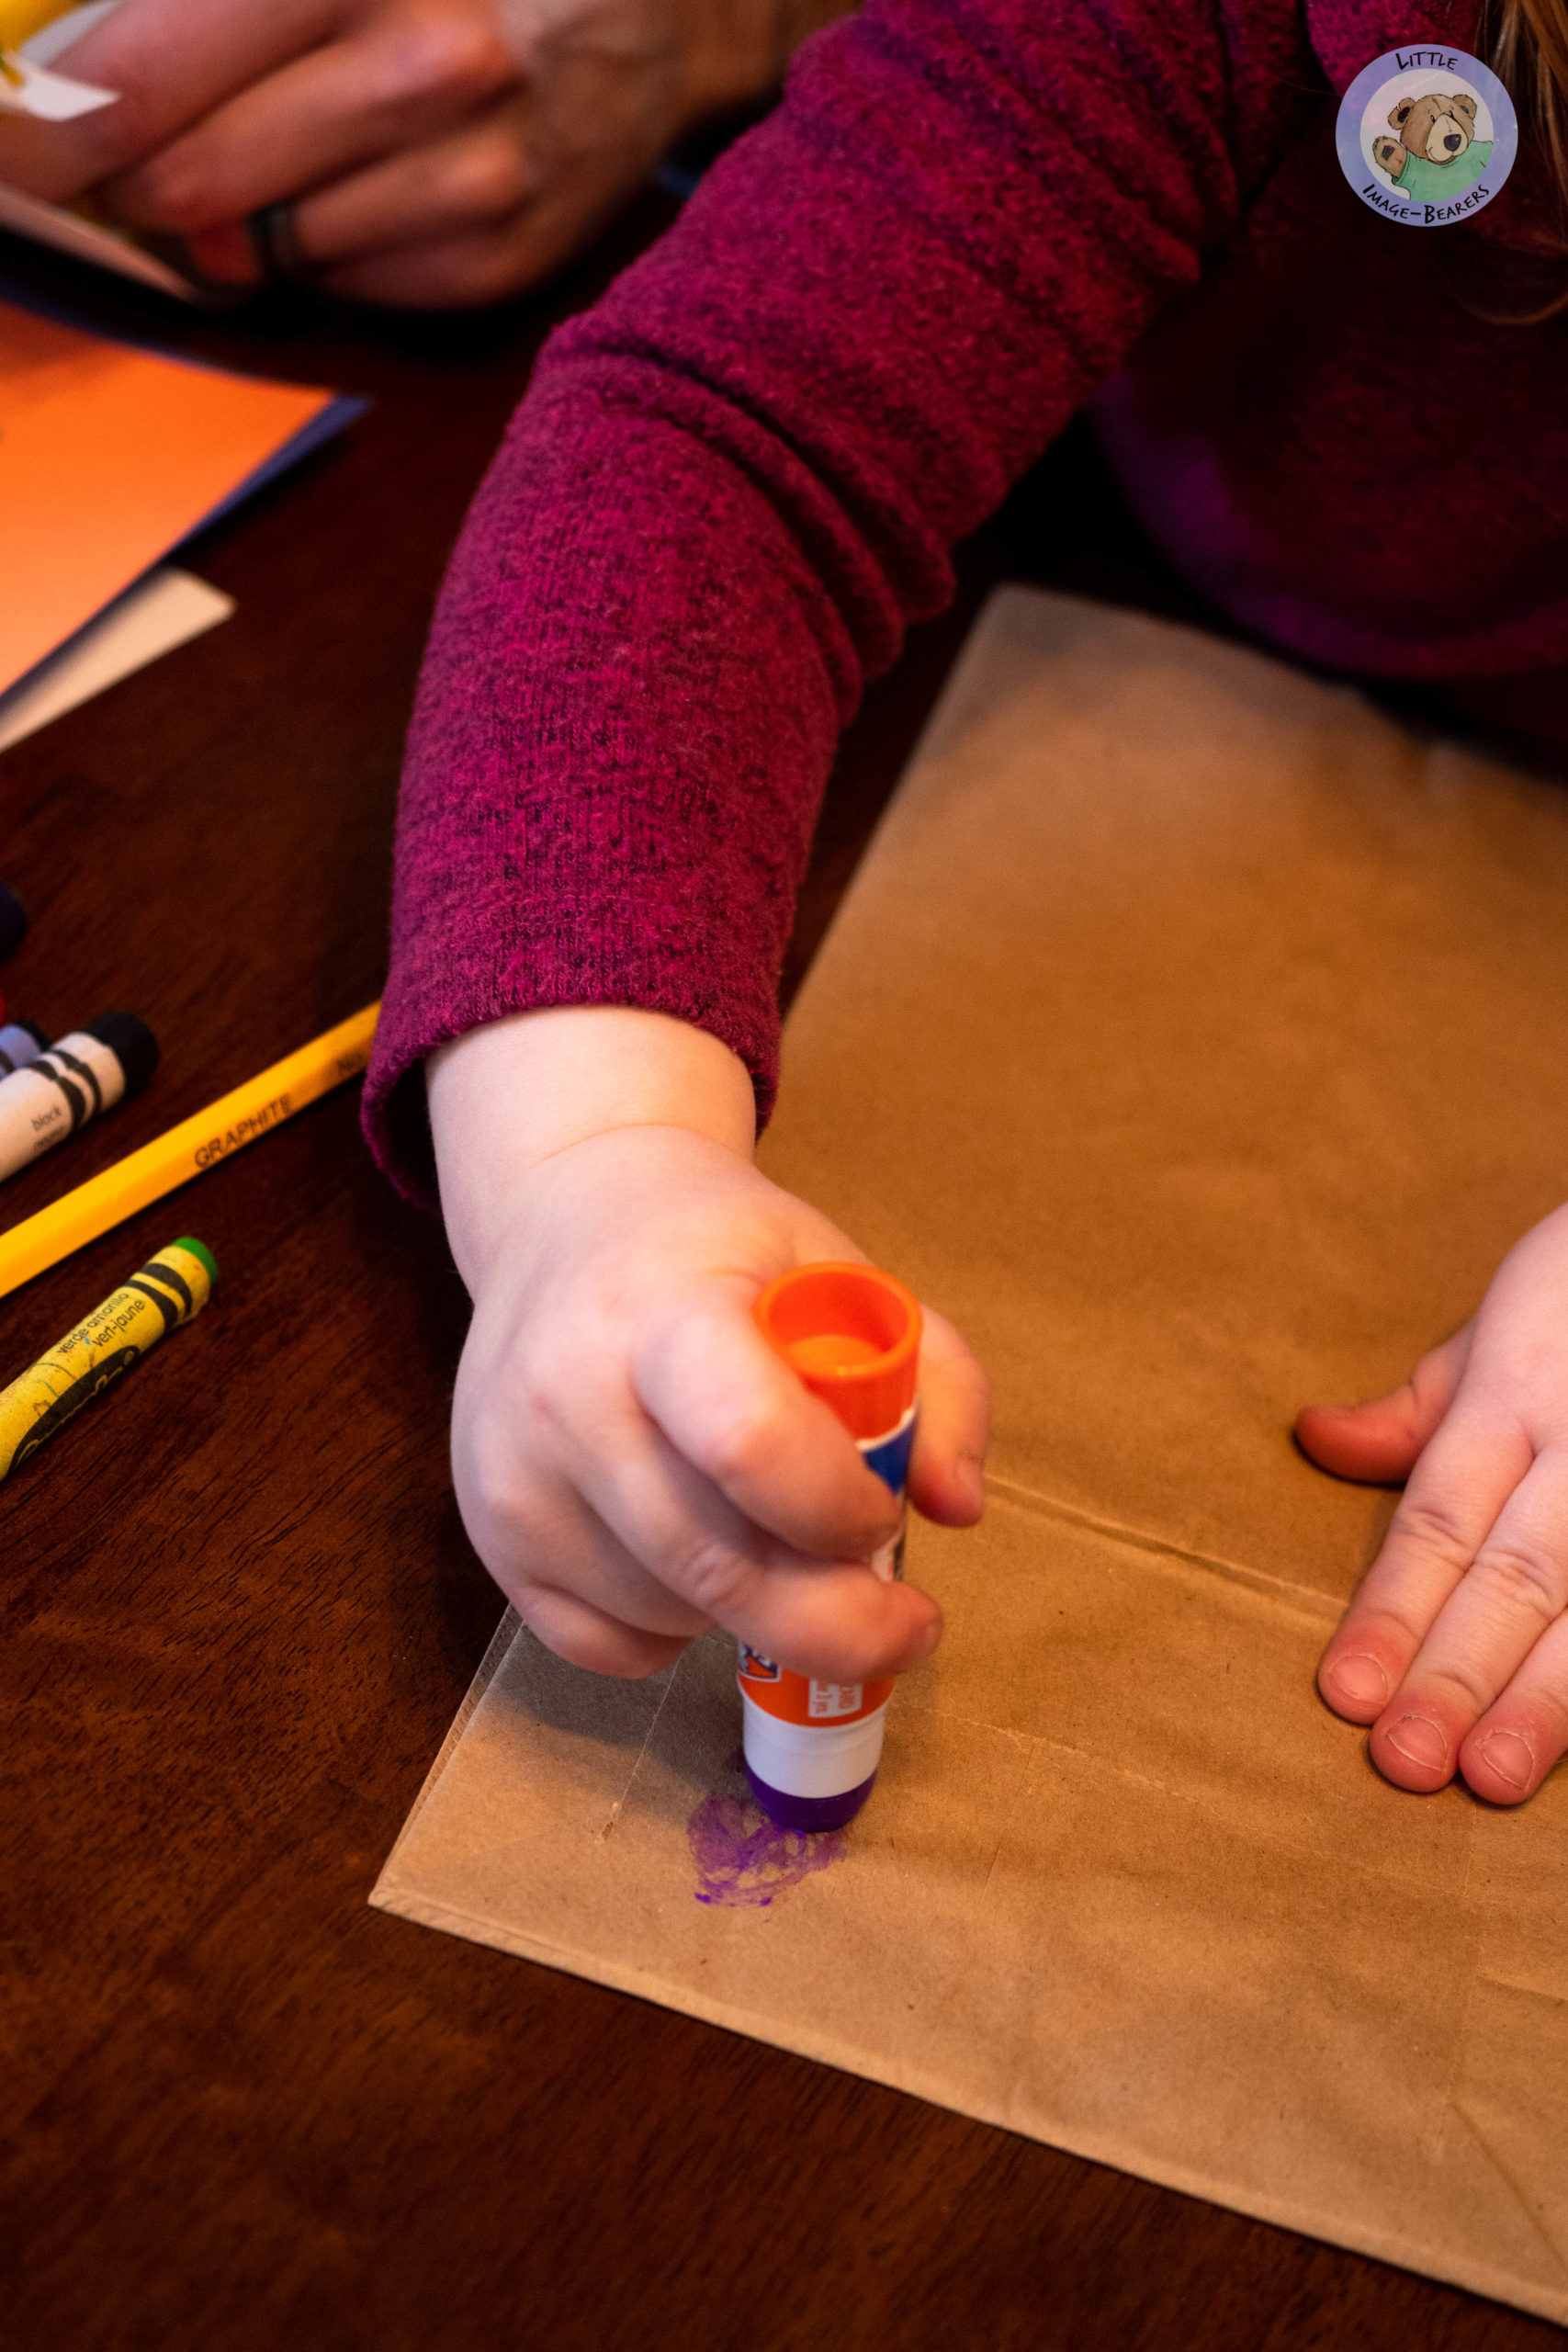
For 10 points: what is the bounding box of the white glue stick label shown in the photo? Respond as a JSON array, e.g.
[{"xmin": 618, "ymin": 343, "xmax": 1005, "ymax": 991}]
[{"xmin": 0, "ymin": 1027, "xmax": 127, "ymax": 1180}]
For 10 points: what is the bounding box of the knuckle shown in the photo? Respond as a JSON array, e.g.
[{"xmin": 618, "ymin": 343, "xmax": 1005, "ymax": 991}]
[
  {"xmin": 1426, "ymin": 1661, "xmax": 1496, "ymax": 1720},
  {"xmin": 699, "ymin": 1394, "xmax": 793, "ymax": 1496},
  {"xmin": 671, "ymin": 1534, "xmax": 751, "ymax": 1618},
  {"xmin": 447, "ymin": 132, "xmax": 532, "ymax": 220},
  {"xmin": 1392, "ymin": 1494, "xmax": 1476, "ymax": 1569},
  {"xmin": 461, "ymin": 1383, "xmax": 556, "ymax": 1532},
  {"xmin": 1470, "ymin": 1540, "xmax": 1564, "ymax": 1623},
  {"xmin": 461, "ymin": 1420, "xmax": 532, "ymax": 1532},
  {"xmin": 382, "ymin": 9, "xmax": 517, "ymax": 107}
]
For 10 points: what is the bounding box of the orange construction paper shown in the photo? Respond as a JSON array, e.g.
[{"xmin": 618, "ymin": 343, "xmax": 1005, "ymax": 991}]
[{"xmin": 0, "ymin": 297, "xmax": 334, "ymax": 695}]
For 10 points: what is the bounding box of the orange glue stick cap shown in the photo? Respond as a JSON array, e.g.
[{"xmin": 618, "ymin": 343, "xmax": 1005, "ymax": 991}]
[{"xmin": 753, "ymin": 1261, "xmax": 921, "ymax": 1442}]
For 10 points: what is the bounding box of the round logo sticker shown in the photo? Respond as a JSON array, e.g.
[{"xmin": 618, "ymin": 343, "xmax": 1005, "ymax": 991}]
[{"xmin": 1337, "ymin": 46, "xmax": 1518, "ymax": 225}]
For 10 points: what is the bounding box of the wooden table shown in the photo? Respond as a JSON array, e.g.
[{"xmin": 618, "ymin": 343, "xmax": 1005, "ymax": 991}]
[{"xmin": 0, "ymin": 210, "xmax": 1555, "ymax": 2352}]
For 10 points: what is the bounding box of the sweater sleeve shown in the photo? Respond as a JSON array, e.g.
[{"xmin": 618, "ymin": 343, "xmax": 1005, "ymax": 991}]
[{"xmin": 365, "ymin": 0, "xmax": 1315, "ymax": 1202}]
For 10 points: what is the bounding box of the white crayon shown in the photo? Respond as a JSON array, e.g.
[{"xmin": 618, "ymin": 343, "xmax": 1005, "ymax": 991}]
[{"xmin": 0, "ymin": 1014, "xmax": 157, "ymax": 1182}]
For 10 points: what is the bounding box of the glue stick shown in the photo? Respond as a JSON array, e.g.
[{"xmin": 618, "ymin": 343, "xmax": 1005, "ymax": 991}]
[{"xmin": 739, "ymin": 1262, "xmax": 921, "ymax": 1832}]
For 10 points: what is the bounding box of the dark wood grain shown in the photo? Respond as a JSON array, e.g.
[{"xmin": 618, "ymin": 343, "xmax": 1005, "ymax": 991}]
[{"xmin": 0, "ymin": 217, "xmax": 1556, "ymax": 2352}]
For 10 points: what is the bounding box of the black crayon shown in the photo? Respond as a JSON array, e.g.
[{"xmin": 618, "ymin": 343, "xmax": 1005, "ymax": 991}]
[{"xmin": 0, "ymin": 884, "xmax": 25, "ymax": 964}]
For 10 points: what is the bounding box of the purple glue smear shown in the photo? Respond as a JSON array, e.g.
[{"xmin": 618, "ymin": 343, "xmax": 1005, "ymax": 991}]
[{"xmin": 686, "ymin": 1785, "xmax": 846, "ymax": 1907}]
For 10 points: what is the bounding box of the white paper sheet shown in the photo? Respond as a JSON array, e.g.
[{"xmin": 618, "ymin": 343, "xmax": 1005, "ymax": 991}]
[
  {"xmin": 0, "ymin": 565, "xmax": 234, "ymax": 751},
  {"xmin": 0, "ymin": 175, "xmax": 197, "ymax": 297}
]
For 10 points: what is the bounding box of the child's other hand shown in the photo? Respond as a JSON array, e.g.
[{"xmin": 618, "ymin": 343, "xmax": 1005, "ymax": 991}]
[
  {"xmin": 1299, "ymin": 1204, "xmax": 1568, "ymax": 1804},
  {"xmin": 428, "ymin": 1008, "xmax": 987, "ymax": 1679}
]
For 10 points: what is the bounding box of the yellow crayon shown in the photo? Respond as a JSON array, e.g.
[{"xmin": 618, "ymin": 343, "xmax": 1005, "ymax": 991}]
[
  {"xmin": 0, "ymin": 1002, "xmax": 378, "ymax": 1304},
  {"xmin": 0, "ymin": 0, "xmax": 76, "ymax": 47},
  {"xmin": 0, "ymin": 1238, "xmax": 216, "ymax": 1482}
]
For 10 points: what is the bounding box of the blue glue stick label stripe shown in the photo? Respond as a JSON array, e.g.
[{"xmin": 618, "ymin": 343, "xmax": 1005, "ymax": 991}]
[{"xmin": 860, "ymin": 1404, "xmax": 917, "ymax": 1498}]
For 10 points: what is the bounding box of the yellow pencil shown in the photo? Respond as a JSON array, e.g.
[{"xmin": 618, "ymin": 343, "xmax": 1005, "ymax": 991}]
[{"xmin": 0, "ymin": 1002, "xmax": 379, "ymax": 1303}]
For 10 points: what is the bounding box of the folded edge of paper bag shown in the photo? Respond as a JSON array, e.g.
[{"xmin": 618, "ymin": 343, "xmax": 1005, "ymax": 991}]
[
  {"xmin": 377, "ymin": 1607, "xmax": 522, "ymax": 1872},
  {"xmin": 370, "ymin": 1618, "xmax": 1568, "ymax": 2331}
]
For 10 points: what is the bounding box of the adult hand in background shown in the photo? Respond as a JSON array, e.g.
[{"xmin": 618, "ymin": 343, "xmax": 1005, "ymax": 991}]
[
  {"xmin": 0, "ymin": 0, "xmax": 850, "ymax": 308},
  {"xmin": 1300, "ymin": 1202, "xmax": 1568, "ymax": 1805}
]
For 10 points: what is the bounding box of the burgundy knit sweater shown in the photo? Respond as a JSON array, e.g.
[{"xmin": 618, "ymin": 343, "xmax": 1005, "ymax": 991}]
[{"xmin": 366, "ymin": 0, "xmax": 1568, "ymax": 1197}]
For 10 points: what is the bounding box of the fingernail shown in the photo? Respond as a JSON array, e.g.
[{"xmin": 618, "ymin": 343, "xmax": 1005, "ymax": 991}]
[
  {"xmin": 911, "ymin": 1614, "xmax": 943, "ymax": 1660},
  {"xmin": 1327, "ymin": 1653, "xmax": 1389, "ymax": 1709},
  {"xmin": 960, "ymin": 1450, "xmax": 987, "ymax": 1513},
  {"xmin": 1478, "ymin": 1729, "xmax": 1535, "ymax": 1792},
  {"xmin": 1385, "ymin": 1714, "xmax": 1449, "ymax": 1770}
]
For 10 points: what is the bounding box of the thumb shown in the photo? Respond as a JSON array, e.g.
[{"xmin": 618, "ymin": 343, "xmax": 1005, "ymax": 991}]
[
  {"xmin": 908, "ymin": 1304, "xmax": 990, "ymax": 1526},
  {"xmin": 1294, "ymin": 1320, "xmax": 1473, "ymax": 1484}
]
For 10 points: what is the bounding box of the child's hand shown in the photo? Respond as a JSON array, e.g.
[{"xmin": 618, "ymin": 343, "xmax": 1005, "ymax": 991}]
[
  {"xmin": 428, "ymin": 1008, "xmax": 987, "ymax": 1678},
  {"xmin": 1299, "ymin": 1203, "xmax": 1568, "ymax": 1804}
]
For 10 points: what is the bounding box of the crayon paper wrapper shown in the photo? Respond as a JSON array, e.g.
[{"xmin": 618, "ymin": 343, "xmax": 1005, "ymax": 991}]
[
  {"xmin": 0, "ymin": 0, "xmax": 94, "ymax": 41},
  {"xmin": 375, "ymin": 590, "xmax": 1568, "ymax": 2328},
  {"xmin": 0, "ymin": 1243, "xmax": 210, "ymax": 1476},
  {"xmin": 0, "ymin": 47, "xmax": 115, "ymax": 118},
  {"xmin": 0, "ymin": 0, "xmax": 118, "ymax": 114}
]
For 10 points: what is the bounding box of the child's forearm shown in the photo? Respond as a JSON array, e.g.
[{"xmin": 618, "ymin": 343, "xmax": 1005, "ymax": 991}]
[
  {"xmin": 428, "ymin": 1007, "xmax": 757, "ymax": 1293},
  {"xmin": 367, "ymin": 0, "xmax": 1258, "ymax": 1203}
]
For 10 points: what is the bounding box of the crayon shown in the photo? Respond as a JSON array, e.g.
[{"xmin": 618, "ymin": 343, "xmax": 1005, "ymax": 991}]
[
  {"xmin": 0, "ymin": 1013, "xmax": 158, "ymax": 1185},
  {"xmin": 739, "ymin": 1262, "xmax": 922, "ymax": 1832},
  {"xmin": 0, "ymin": 1002, "xmax": 378, "ymax": 1303},
  {"xmin": 0, "ymin": 1017, "xmax": 46, "ymax": 1077},
  {"xmin": 0, "ymin": 0, "xmax": 81, "ymax": 45},
  {"xmin": 0, "ymin": 883, "xmax": 25, "ymax": 964},
  {"xmin": 0, "ymin": 1238, "xmax": 216, "ymax": 1483}
]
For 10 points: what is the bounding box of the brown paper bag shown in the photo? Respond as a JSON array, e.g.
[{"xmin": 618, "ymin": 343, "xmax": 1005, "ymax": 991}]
[{"xmin": 373, "ymin": 590, "xmax": 1568, "ymax": 2323}]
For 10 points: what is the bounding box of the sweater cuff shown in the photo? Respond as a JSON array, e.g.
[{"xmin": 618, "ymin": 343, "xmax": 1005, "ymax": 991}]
[{"xmin": 361, "ymin": 944, "xmax": 783, "ymax": 1211}]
